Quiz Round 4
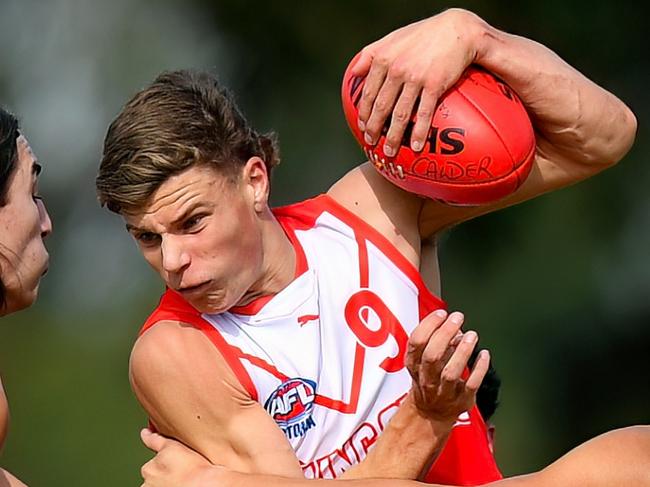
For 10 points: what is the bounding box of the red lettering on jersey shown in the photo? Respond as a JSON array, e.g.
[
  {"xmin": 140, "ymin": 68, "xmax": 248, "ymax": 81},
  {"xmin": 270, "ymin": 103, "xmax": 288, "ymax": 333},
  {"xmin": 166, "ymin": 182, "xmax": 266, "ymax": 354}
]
[
  {"xmin": 344, "ymin": 290, "xmax": 409, "ymax": 373},
  {"xmin": 302, "ymin": 422, "xmax": 380, "ymax": 479}
]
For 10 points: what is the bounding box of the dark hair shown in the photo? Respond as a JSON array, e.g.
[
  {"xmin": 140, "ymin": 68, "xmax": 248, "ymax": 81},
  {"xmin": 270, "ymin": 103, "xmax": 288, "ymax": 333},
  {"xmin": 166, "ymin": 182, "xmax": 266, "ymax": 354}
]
[
  {"xmin": 97, "ymin": 69, "xmax": 280, "ymax": 214},
  {"xmin": 470, "ymin": 347, "xmax": 501, "ymax": 422},
  {"xmin": 0, "ymin": 107, "xmax": 20, "ymax": 311}
]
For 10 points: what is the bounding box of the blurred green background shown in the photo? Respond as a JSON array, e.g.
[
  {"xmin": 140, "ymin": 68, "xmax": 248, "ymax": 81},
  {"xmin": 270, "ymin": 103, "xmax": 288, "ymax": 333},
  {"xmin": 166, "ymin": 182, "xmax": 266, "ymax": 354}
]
[{"xmin": 1, "ymin": 0, "xmax": 648, "ymax": 485}]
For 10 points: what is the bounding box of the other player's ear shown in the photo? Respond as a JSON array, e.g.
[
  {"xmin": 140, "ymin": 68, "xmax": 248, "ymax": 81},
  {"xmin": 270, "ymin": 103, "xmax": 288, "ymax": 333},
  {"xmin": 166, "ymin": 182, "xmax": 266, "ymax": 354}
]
[{"xmin": 242, "ymin": 156, "xmax": 270, "ymax": 212}]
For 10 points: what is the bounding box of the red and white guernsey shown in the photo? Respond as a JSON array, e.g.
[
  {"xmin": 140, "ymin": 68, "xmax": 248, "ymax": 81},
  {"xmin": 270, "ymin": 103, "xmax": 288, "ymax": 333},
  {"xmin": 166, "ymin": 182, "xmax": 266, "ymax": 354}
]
[{"xmin": 141, "ymin": 194, "xmax": 502, "ymax": 485}]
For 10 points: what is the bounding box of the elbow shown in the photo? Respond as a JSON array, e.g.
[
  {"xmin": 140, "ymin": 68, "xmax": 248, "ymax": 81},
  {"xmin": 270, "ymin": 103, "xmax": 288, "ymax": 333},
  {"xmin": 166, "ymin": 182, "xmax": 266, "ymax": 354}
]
[
  {"xmin": 580, "ymin": 100, "xmax": 637, "ymax": 170},
  {"xmin": 612, "ymin": 104, "xmax": 638, "ymax": 164}
]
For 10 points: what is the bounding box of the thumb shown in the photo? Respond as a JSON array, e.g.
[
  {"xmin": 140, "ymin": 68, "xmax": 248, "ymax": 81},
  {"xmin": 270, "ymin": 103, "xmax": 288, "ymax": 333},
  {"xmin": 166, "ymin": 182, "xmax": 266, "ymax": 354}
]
[{"xmin": 140, "ymin": 427, "xmax": 167, "ymax": 453}]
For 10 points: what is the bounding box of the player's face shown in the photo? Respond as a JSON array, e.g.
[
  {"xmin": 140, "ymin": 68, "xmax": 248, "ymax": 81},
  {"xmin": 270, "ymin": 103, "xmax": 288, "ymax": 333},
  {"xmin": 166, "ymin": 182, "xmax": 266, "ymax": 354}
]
[
  {"xmin": 0, "ymin": 135, "xmax": 52, "ymax": 316},
  {"xmin": 124, "ymin": 163, "xmax": 267, "ymax": 314}
]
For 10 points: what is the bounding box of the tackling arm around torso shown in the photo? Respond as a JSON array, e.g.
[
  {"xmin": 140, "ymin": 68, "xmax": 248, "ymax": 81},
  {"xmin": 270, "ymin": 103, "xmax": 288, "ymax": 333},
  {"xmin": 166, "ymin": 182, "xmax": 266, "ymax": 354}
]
[{"xmin": 139, "ymin": 425, "xmax": 650, "ymax": 487}]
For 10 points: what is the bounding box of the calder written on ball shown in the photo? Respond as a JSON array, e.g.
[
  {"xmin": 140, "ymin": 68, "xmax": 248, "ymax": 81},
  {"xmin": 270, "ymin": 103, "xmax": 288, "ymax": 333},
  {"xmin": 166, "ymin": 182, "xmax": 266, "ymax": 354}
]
[{"xmin": 341, "ymin": 58, "xmax": 536, "ymax": 206}]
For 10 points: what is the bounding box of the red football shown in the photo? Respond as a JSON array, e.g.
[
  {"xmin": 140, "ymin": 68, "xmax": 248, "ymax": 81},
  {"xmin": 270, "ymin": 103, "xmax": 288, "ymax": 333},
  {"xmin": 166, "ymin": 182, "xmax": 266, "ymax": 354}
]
[{"xmin": 341, "ymin": 57, "xmax": 536, "ymax": 206}]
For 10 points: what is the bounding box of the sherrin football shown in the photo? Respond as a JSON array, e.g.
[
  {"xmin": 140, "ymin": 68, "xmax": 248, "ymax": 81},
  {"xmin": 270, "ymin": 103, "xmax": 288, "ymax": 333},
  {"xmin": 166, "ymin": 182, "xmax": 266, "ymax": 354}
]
[{"xmin": 341, "ymin": 58, "xmax": 536, "ymax": 206}]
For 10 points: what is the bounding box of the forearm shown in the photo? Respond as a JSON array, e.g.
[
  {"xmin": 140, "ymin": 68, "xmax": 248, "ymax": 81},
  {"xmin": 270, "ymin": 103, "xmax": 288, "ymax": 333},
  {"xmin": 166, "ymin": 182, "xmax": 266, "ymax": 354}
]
[
  {"xmin": 202, "ymin": 468, "xmax": 428, "ymax": 487},
  {"xmin": 467, "ymin": 10, "xmax": 636, "ymax": 165},
  {"xmin": 341, "ymin": 394, "xmax": 454, "ymax": 480}
]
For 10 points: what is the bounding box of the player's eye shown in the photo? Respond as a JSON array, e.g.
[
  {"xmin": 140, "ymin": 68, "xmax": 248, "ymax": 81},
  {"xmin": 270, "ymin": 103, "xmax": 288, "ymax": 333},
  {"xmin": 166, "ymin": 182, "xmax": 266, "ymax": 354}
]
[
  {"xmin": 183, "ymin": 214, "xmax": 205, "ymax": 231},
  {"xmin": 136, "ymin": 232, "xmax": 160, "ymax": 245}
]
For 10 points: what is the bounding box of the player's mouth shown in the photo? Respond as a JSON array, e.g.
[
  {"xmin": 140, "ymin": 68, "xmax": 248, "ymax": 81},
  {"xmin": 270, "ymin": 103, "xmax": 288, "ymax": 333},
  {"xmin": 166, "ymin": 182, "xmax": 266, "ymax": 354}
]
[{"xmin": 177, "ymin": 280, "xmax": 213, "ymax": 296}]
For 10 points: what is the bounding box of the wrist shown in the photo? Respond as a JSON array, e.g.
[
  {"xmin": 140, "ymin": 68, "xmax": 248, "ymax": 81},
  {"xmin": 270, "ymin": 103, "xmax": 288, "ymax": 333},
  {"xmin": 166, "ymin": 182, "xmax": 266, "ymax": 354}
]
[
  {"xmin": 403, "ymin": 391, "xmax": 463, "ymax": 428},
  {"xmin": 465, "ymin": 13, "xmax": 499, "ymax": 68}
]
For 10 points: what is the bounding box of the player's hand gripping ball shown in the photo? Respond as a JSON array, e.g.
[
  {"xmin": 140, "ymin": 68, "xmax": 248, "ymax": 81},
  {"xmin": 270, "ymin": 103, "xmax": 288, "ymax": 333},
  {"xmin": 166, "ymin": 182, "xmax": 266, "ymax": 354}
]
[{"xmin": 342, "ymin": 58, "xmax": 536, "ymax": 206}]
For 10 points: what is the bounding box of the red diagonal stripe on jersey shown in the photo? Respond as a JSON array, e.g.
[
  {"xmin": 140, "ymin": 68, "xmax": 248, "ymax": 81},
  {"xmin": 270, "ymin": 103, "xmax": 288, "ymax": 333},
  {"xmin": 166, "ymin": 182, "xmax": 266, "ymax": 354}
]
[
  {"xmin": 239, "ymin": 343, "xmax": 366, "ymax": 415},
  {"xmin": 313, "ymin": 343, "xmax": 365, "ymax": 414},
  {"xmin": 237, "ymin": 350, "xmax": 290, "ymax": 382},
  {"xmin": 355, "ymin": 232, "xmax": 369, "ymax": 288}
]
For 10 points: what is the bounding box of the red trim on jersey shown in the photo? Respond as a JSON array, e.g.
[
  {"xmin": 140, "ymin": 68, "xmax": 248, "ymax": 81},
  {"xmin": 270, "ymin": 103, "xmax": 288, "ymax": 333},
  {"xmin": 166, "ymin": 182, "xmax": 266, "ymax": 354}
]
[
  {"xmin": 139, "ymin": 290, "xmax": 259, "ymax": 401},
  {"xmin": 274, "ymin": 194, "xmax": 446, "ymax": 312},
  {"xmin": 278, "ymin": 216, "xmax": 309, "ymax": 277},
  {"xmin": 313, "ymin": 343, "xmax": 366, "ymax": 414},
  {"xmin": 355, "ymin": 231, "xmax": 370, "ymax": 288},
  {"xmin": 237, "ymin": 350, "xmax": 289, "ymax": 382},
  {"xmin": 229, "ymin": 294, "xmax": 274, "ymax": 316}
]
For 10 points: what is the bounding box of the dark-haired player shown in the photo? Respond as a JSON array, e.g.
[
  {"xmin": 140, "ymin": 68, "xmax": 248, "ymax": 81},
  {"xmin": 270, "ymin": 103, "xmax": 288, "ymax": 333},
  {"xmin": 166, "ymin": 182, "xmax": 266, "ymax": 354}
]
[
  {"xmin": 1, "ymin": 106, "xmax": 53, "ymax": 486},
  {"xmin": 96, "ymin": 7, "xmax": 635, "ymax": 486}
]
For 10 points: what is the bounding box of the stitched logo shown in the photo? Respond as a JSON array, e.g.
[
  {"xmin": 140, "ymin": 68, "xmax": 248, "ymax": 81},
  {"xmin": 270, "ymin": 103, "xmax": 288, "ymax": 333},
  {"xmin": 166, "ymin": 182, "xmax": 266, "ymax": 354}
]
[{"xmin": 264, "ymin": 378, "xmax": 317, "ymax": 440}]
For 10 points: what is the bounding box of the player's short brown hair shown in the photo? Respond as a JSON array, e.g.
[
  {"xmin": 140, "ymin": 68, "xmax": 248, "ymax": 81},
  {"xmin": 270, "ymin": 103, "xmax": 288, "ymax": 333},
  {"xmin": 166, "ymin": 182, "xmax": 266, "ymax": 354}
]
[{"xmin": 96, "ymin": 69, "xmax": 280, "ymax": 214}]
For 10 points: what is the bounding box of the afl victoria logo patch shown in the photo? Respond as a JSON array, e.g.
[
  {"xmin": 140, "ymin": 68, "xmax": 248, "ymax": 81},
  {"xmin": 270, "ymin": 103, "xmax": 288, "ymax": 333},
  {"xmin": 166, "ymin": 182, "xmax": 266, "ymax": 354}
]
[{"xmin": 264, "ymin": 378, "xmax": 317, "ymax": 440}]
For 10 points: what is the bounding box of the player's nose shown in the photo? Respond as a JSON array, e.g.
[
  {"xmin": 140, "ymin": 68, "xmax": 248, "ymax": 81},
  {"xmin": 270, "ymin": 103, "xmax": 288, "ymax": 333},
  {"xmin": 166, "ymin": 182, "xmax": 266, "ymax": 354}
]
[
  {"xmin": 161, "ymin": 235, "xmax": 190, "ymax": 274},
  {"xmin": 38, "ymin": 198, "xmax": 53, "ymax": 238}
]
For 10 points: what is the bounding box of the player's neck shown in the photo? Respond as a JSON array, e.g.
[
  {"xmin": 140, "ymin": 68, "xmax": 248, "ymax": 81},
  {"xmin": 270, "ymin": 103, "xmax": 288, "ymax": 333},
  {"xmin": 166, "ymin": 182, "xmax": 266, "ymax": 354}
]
[{"xmin": 237, "ymin": 212, "xmax": 296, "ymax": 306}]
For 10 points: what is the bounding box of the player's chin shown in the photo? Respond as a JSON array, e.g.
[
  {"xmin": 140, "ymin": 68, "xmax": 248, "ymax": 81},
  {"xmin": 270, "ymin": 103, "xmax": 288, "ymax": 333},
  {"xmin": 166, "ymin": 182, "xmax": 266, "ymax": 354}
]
[
  {"xmin": 3, "ymin": 284, "xmax": 40, "ymax": 316},
  {"xmin": 189, "ymin": 291, "xmax": 231, "ymax": 315}
]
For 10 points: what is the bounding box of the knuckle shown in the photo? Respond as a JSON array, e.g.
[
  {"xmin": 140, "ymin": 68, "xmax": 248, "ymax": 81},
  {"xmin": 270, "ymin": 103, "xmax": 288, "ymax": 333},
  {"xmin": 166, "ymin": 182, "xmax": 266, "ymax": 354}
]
[
  {"xmin": 392, "ymin": 108, "xmax": 411, "ymax": 124},
  {"xmin": 441, "ymin": 369, "xmax": 456, "ymax": 383},
  {"xmin": 406, "ymin": 341, "xmax": 419, "ymax": 355},
  {"xmin": 388, "ymin": 63, "xmax": 406, "ymax": 80},
  {"xmin": 362, "ymin": 88, "xmax": 375, "ymax": 101},
  {"xmin": 421, "ymin": 85, "xmax": 439, "ymax": 98},
  {"xmin": 374, "ymin": 55, "xmax": 390, "ymax": 68},
  {"xmin": 405, "ymin": 71, "xmax": 420, "ymax": 84},
  {"xmin": 374, "ymin": 98, "xmax": 390, "ymax": 113},
  {"xmin": 417, "ymin": 106, "xmax": 433, "ymax": 119},
  {"xmin": 422, "ymin": 349, "xmax": 443, "ymax": 365},
  {"xmin": 444, "ymin": 7, "xmax": 471, "ymax": 23}
]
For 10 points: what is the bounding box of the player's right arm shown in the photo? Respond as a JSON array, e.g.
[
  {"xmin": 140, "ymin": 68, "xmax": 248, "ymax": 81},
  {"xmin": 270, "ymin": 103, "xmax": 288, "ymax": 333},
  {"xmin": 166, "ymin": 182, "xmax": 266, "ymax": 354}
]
[{"xmin": 129, "ymin": 320, "xmax": 304, "ymax": 477}]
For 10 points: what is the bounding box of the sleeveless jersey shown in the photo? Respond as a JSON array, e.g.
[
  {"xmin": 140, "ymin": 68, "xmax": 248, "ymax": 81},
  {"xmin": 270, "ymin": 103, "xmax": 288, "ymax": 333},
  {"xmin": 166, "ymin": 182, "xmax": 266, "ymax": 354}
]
[{"xmin": 141, "ymin": 194, "xmax": 502, "ymax": 485}]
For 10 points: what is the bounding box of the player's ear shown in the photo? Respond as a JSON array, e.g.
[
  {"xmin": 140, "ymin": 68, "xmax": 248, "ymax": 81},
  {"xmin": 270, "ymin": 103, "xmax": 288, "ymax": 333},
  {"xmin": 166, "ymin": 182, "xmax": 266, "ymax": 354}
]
[{"xmin": 242, "ymin": 156, "xmax": 270, "ymax": 213}]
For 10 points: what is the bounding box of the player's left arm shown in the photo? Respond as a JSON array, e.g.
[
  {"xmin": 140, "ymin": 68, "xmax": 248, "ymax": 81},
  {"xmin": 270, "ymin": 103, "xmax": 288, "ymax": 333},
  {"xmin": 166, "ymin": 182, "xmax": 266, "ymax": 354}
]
[{"xmin": 331, "ymin": 8, "xmax": 636, "ymax": 244}]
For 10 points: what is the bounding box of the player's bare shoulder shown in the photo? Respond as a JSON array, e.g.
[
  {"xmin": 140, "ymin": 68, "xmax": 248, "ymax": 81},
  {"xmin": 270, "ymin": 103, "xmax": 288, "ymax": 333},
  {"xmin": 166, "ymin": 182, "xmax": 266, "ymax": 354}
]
[
  {"xmin": 327, "ymin": 162, "xmax": 424, "ymax": 267},
  {"xmin": 130, "ymin": 320, "xmax": 252, "ymax": 411}
]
